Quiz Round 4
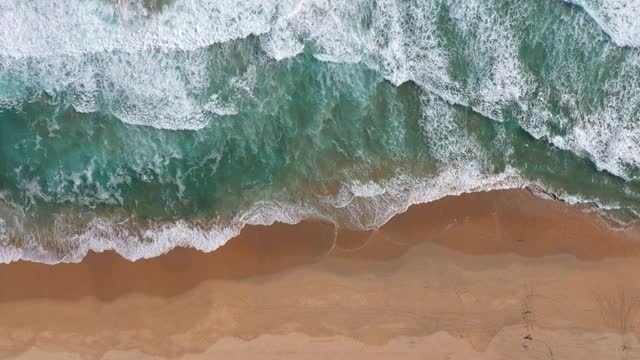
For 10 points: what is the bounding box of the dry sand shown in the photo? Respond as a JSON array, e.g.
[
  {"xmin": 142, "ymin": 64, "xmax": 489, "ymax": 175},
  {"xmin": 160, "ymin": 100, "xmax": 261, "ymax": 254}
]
[{"xmin": 2, "ymin": 189, "xmax": 640, "ymax": 359}]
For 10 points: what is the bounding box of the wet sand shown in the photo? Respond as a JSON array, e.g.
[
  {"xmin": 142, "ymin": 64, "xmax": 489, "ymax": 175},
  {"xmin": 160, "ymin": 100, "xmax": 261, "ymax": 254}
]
[{"xmin": 2, "ymin": 189, "xmax": 640, "ymax": 359}]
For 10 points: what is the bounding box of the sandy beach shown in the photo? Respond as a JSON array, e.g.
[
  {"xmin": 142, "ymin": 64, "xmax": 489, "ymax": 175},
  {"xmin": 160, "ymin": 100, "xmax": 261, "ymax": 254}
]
[{"xmin": 2, "ymin": 189, "xmax": 640, "ymax": 359}]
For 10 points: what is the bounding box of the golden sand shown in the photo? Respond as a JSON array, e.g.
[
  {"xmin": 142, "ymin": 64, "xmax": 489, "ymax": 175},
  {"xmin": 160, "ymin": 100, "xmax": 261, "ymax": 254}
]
[{"xmin": 2, "ymin": 189, "xmax": 640, "ymax": 359}]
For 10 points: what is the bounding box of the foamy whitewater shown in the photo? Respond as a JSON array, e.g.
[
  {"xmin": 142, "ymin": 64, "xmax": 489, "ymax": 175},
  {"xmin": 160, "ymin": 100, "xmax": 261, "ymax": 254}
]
[{"xmin": 1, "ymin": 0, "xmax": 640, "ymax": 263}]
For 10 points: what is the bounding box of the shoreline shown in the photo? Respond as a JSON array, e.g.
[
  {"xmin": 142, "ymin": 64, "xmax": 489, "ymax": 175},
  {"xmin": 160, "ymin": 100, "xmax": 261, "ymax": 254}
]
[{"xmin": 2, "ymin": 189, "xmax": 640, "ymax": 358}]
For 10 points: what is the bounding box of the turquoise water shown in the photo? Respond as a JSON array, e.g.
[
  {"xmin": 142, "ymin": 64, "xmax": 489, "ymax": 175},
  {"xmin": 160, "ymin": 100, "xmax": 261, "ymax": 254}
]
[{"xmin": 1, "ymin": 0, "xmax": 640, "ymax": 262}]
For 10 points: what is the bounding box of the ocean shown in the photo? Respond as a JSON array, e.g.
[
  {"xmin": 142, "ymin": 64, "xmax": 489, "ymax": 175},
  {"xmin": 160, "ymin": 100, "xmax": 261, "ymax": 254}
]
[{"xmin": 0, "ymin": 0, "xmax": 639, "ymax": 263}]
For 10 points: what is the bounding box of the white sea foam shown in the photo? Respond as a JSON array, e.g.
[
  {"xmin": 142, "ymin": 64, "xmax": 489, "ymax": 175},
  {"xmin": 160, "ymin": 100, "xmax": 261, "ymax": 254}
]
[
  {"xmin": 549, "ymin": 109, "xmax": 640, "ymax": 180},
  {"xmin": 517, "ymin": 49, "xmax": 640, "ymax": 180},
  {"xmin": 0, "ymin": 0, "xmax": 533, "ymax": 133},
  {"xmin": 0, "ymin": 0, "xmax": 270, "ymax": 129},
  {"xmin": 0, "ymin": 0, "xmax": 275, "ymax": 57},
  {"xmin": 562, "ymin": 52, "xmax": 640, "ymax": 180},
  {"xmin": 0, "ymin": 47, "xmax": 263, "ymax": 130},
  {"xmin": 261, "ymin": 0, "xmax": 368, "ymax": 64},
  {"xmin": 563, "ymin": 0, "xmax": 640, "ymax": 47},
  {"xmin": 0, "ymin": 218, "xmax": 7, "ymax": 244},
  {"xmin": 0, "ymin": 0, "xmax": 483, "ymax": 129},
  {"xmin": 419, "ymin": 94, "xmax": 481, "ymax": 164},
  {"xmin": 442, "ymin": 0, "xmax": 531, "ymax": 120},
  {"xmin": 104, "ymin": 51, "xmax": 211, "ymax": 130},
  {"xmin": 0, "ymin": 165, "xmax": 529, "ymax": 264},
  {"xmin": 204, "ymin": 94, "xmax": 238, "ymax": 116},
  {"xmin": 261, "ymin": 0, "xmax": 529, "ymax": 121},
  {"xmin": 257, "ymin": 0, "xmax": 640, "ymax": 185},
  {"xmin": 2, "ymin": 158, "xmax": 634, "ymax": 264}
]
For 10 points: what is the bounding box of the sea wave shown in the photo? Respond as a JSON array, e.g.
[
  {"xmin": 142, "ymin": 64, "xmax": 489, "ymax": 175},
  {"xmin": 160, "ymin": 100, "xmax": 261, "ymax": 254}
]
[
  {"xmin": 2, "ymin": 0, "xmax": 640, "ymax": 263},
  {"xmin": 3, "ymin": 0, "xmax": 638, "ymax": 179},
  {"xmin": 2, "ymin": 163, "xmax": 634, "ymax": 264},
  {"xmin": 562, "ymin": 0, "xmax": 640, "ymax": 48},
  {"xmin": 1, "ymin": 166, "xmax": 526, "ymax": 264}
]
